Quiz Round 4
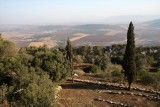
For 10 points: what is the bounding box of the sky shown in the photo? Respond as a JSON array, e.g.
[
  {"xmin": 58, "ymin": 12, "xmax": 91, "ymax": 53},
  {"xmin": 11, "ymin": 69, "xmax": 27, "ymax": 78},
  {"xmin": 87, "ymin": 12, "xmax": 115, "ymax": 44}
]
[{"xmin": 0, "ymin": 0, "xmax": 160, "ymax": 25}]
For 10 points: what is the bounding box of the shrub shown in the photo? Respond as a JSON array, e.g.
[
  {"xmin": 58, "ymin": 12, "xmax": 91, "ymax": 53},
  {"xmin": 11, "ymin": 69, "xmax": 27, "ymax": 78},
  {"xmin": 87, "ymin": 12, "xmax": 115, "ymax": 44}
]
[
  {"xmin": 20, "ymin": 72, "xmax": 57, "ymax": 107},
  {"xmin": 157, "ymin": 68, "xmax": 160, "ymax": 72},
  {"xmin": 111, "ymin": 70, "xmax": 123, "ymax": 83},
  {"xmin": 140, "ymin": 73, "xmax": 155, "ymax": 85},
  {"xmin": 111, "ymin": 70, "xmax": 122, "ymax": 77},
  {"xmin": 74, "ymin": 69, "xmax": 85, "ymax": 75},
  {"xmin": 152, "ymin": 73, "xmax": 160, "ymax": 90},
  {"xmin": 96, "ymin": 72, "xmax": 111, "ymax": 79},
  {"xmin": 90, "ymin": 65, "xmax": 101, "ymax": 73},
  {"xmin": 1, "ymin": 66, "xmax": 57, "ymax": 107},
  {"xmin": 137, "ymin": 68, "xmax": 148, "ymax": 77},
  {"xmin": 83, "ymin": 66, "xmax": 92, "ymax": 73},
  {"xmin": 107, "ymin": 64, "xmax": 122, "ymax": 73},
  {"xmin": 0, "ymin": 84, "xmax": 8, "ymax": 104},
  {"xmin": 140, "ymin": 72, "xmax": 160, "ymax": 90},
  {"xmin": 5, "ymin": 67, "xmax": 58, "ymax": 107}
]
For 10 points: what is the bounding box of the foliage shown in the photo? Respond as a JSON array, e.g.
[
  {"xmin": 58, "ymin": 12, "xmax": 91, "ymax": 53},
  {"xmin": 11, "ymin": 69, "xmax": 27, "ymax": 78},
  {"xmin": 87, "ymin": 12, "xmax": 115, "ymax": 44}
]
[
  {"xmin": 0, "ymin": 36, "xmax": 70, "ymax": 106},
  {"xmin": 137, "ymin": 68, "xmax": 148, "ymax": 78},
  {"xmin": 0, "ymin": 65, "xmax": 58, "ymax": 107},
  {"xmin": 83, "ymin": 66, "xmax": 92, "ymax": 73},
  {"xmin": 9, "ymin": 67, "xmax": 57, "ymax": 107},
  {"xmin": 140, "ymin": 73, "xmax": 155, "ymax": 85},
  {"xmin": 0, "ymin": 36, "xmax": 16, "ymax": 59},
  {"xmin": 90, "ymin": 65, "xmax": 101, "ymax": 73},
  {"xmin": 140, "ymin": 72, "xmax": 160, "ymax": 90},
  {"xmin": 122, "ymin": 22, "xmax": 136, "ymax": 90},
  {"xmin": 74, "ymin": 69, "xmax": 85, "ymax": 75},
  {"xmin": 66, "ymin": 38, "xmax": 73, "ymax": 62},
  {"xmin": 19, "ymin": 46, "xmax": 72, "ymax": 82},
  {"xmin": 0, "ymin": 84, "xmax": 8, "ymax": 104},
  {"xmin": 94, "ymin": 55, "xmax": 109, "ymax": 71},
  {"xmin": 111, "ymin": 56, "xmax": 123, "ymax": 64},
  {"xmin": 135, "ymin": 54, "xmax": 147, "ymax": 69},
  {"xmin": 73, "ymin": 46, "xmax": 110, "ymax": 71},
  {"xmin": 65, "ymin": 38, "xmax": 74, "ymax": 81},
  {"xmin": 74, "ymin": 55, "xmax": 83, "ymax": 64},
  {"xmin": 96, "ymin": 72, "xmax": 111, "ymax": 79}
]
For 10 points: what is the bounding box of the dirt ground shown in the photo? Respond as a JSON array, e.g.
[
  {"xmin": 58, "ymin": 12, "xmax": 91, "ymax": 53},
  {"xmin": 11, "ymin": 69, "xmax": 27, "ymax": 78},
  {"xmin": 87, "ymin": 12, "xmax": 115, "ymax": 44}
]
[{"xmin": 59, "ymin": 74, "xmax": 159, "ymax": 107}]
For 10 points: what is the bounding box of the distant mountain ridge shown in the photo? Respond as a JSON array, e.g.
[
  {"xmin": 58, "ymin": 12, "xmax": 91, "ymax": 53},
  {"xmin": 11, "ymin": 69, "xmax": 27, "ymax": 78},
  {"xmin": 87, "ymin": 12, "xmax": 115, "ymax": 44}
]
[
  {"xmin": 74, "ymin": 24, "xmax": 123, "ymax": 30},
  {"xmin": 145, "ymin": 19, "xmax": 160, "ymax": 28}
]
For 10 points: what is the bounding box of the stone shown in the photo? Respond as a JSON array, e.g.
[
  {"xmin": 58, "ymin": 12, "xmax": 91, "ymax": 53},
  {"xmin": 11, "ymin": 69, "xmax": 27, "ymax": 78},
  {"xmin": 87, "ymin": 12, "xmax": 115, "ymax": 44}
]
[{"xmin": 74, "ymin": 73, "xmax": 78, "ymax": 77}]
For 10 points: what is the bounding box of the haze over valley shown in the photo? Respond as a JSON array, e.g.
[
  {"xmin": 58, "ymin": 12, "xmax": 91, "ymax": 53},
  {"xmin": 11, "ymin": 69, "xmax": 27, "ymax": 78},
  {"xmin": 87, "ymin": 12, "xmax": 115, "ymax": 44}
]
[{"xmin": 0, "ymin": 19, "xmax": 160, "ymax": 48}]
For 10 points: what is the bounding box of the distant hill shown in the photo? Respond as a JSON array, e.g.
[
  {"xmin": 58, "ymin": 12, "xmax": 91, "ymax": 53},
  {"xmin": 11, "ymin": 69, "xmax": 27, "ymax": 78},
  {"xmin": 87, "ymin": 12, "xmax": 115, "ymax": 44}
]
[
  {"xmin": 145, "ymin": 19, "xmax": 160, "ymax": 28},
  {"xmin": 74, "ymin": 24, "xmax": 123, "ymax": 30}
]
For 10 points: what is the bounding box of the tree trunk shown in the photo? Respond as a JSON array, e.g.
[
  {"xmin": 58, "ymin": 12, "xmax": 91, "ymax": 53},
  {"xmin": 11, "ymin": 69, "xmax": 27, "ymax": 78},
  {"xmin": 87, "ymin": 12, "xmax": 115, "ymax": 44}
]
[
  {"xmin": 128, "ymin": 83, "xmax": 131, "ymax": 90},
  {"xmin": 71, "ymin": 60, "xmax": 74, "ymax": 83}
]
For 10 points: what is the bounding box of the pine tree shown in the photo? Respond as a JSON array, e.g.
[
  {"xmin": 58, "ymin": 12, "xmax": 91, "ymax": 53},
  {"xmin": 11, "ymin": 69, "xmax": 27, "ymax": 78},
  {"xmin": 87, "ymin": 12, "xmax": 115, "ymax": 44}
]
[
  {"xmin": 122, "ymin": 22, "xmax": 136, "ymax": 90},
  {"xmin": 65, "ymin": 38, "xmax": 74, "ymax": 82}
]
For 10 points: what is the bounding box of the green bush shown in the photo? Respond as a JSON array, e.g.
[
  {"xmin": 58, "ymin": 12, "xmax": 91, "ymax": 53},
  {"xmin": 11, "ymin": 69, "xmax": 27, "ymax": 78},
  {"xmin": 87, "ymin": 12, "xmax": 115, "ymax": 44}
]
[
  {"xmin": 111, "ymin": 70, "xmax": 122, "ymax": 77},
  {"xmin": 137, "ymin": 68, "xmax": 148, "ymax": 77},
  {"xmin": 8, "ymin": 68, "xmax": 58, "ymax": 107},
  {"xmin": 107, "ymin": 64, "xmax": 122, "ymax": 72},
  {"xmin": 83, "ymin": 66, "xmax": 92, "ymax": 73},
  {"xmin": 74, "ymin": 69, "xmax": 85, "ymax": 75},
  {"xmin": 152, "ymin": 73, "xmax": 160, "ymax": 90},
  {"xmin": 157, "ymin": 68, "xmax": 160, "ymax": 72},
  {"xmin": 140, "ymin": 72, "xmax": 160, "ymax": 90},
  {"xmin": 96, "ymin": 72, "xmax": 111, "ymax": 79},
  {"xmin": 90, "ymin": 65, "xmax": 101, "ymax": 73},
  {"xmin": 0, "ymin": 84, "xmax": 8, "ymax": 104},
  {"xmin": 140, "ymin": 73, "xmax": 155, "ymax": 85}
]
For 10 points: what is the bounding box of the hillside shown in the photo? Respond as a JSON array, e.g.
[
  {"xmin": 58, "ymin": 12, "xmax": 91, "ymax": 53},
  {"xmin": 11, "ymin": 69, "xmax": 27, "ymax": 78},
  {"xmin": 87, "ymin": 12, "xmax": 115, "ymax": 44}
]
[
  {"xmin": 59, "ymin": 74, "xmax": 159, "ymax": 107},
  {"xmin": 0, "ymin": 19, "xmax": 160, "ymax": 48},
  {"xmin": 145, "ymin": 19, "xmax": 160, "ymax": 28}
]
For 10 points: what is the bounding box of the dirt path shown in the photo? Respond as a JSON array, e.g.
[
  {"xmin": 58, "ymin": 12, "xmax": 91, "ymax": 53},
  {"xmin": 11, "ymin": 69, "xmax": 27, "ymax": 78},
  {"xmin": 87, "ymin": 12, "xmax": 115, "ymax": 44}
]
[{"xmin": 59, "ymin": 75, "xmax": 159, "ymax": 107}]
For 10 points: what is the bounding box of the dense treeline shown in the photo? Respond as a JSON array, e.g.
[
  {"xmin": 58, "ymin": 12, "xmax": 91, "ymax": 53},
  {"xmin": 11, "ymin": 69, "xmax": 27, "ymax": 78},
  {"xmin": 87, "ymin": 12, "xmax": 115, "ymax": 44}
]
[{"xmin": 72, "ymin": 45, "xmax": 160, "ymax": 70}]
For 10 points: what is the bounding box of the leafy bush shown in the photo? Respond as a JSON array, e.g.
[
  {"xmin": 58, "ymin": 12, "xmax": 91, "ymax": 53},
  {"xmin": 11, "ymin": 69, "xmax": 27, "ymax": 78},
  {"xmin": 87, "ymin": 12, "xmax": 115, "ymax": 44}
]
[
  {"xmin": 7, "ymin": 67, "xmax": 58, "ymax": 107},
  {"xmin": 157, "ymin": 68, "xmax": 160, "ymax": 72},
  {"xmin": 20, "ymin": 47, "xmax": 72, "ymax": 82},
  {"xmin": 0, "ymin": 84, "xmax": 8, "ymax": 104},
  {"xmin": 137, "ymin": 68, "xmax": 148, "ymax": 77},
  {"xmin": 0, "ymin": 50, "xmax": 59, "ymax": 106},
  {"xmin": 111, "ymin": 70, "xmax": 122, "ymax": 77},
  {"xmin": 90, "ymin": 65, "xmax": 101, "ymax": 73},
  {"xmin": 96, "ymin": 72, "xmax": 111, "ymax": 79},
  {"xmin": 152, "ymin": 73, "xmax": 160, "ymax": 90},
  {"xmin": 107, "ymin": 64, "xmax": 122, "ymax": 72},
  {"xmin": 83, "ymin": 66, "xmax": 92, "ymax": 73},
  {"xmin": 74, "ymin": 69, "xmax": 85, "ymax": 75},
  {"xmin": 140, "ymin": 72, "xmax": 160, "ymax": 90},
  {"xmin": 140, "ymin": 73, "xmax": 155, "ymax": 85}
]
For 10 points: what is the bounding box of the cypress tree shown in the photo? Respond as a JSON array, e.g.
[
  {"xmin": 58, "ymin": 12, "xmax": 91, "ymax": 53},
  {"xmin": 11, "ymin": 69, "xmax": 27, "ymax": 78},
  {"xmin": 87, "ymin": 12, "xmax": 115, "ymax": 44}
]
[
  {"xmin": 122, "ymin": 22, "xmax": 136, "ymax": 90},
  {"xmin": 66, "ymin": 38, "xmax": 74, "ymax": 82}
]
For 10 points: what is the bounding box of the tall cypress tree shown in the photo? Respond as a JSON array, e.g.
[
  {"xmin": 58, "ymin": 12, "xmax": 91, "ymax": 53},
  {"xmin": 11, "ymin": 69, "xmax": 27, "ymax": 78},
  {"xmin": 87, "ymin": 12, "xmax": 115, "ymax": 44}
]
[
  {"xmin": 66, "ymin": 38, "xmax": 74, "ymax": 82},
  {"xmin": 122, "ymin": 22, "xmax": 136, "ymax": 90}
]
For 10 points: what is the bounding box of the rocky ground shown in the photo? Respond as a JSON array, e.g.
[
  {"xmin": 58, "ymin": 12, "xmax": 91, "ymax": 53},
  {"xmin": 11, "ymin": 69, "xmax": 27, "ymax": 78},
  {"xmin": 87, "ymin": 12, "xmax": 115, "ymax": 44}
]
[{"xmin": 59, "ymin": 74, "xmax": 160, "ymax": 107}]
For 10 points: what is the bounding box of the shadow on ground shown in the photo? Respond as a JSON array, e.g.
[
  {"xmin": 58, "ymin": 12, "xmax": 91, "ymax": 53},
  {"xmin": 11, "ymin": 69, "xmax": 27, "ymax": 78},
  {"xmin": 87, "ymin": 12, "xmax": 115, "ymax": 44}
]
[{"xmin": 60, "ymin": 81, "xmax": 126, "ymax": 91}]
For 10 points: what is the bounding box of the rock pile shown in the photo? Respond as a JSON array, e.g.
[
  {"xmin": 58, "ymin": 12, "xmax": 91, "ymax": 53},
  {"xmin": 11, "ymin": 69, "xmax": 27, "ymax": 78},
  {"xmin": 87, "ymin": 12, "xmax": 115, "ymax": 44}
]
[
  {"xmin": 97, "ymin": 90, "xmax": 160, "ymax": 101},
  {"xmin": 68, "ymin": 78, "xmax": 160, "ymax": 95},
  {"xmin": 95, "ymin": 98, "xmax": 135, "ymax": 107}
]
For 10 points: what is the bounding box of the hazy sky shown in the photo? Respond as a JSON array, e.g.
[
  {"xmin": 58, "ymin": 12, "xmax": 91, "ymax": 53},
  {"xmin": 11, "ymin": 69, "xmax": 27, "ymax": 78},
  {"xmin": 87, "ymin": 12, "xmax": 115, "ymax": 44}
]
[{"xmin": 0, "ymin": 0, "xmax": 160, "ymax": 25}]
